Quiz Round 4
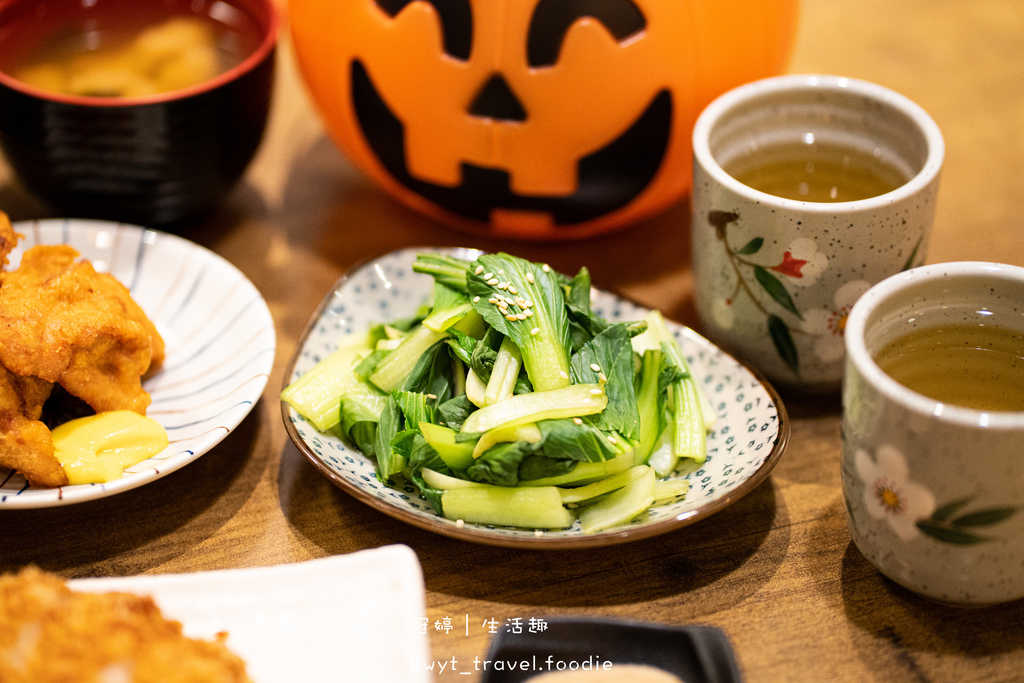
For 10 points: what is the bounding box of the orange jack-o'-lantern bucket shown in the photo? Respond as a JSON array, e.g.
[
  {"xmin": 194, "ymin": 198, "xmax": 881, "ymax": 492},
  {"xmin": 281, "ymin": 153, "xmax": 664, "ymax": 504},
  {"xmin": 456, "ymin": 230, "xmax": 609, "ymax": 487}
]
[{"xmin": 290, "ymin": 0, "xmax": 798, "ymax": 240}]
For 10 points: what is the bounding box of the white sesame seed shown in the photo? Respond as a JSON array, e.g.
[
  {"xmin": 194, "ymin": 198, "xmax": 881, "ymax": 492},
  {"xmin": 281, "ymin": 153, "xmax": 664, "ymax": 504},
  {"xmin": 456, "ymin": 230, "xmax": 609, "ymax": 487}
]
[
  {"xmin": 516, "ymin": 313, "xmax": 527, "ymax": 320},
  {"xmin": 508, "ymin": 286, "xmax": 518, "ymax": 295},
  {"xmin": 485, "ymin": 272, "xmax": 494, "ymax": 279},
  {"xmin": 559, "ymin": 370, "xmax": 569, "ymax": 380},
  {"xmin": 608, "ymin": 436, "xmax": 618, "ymax": 445},
  {"xmin": 456, "ymin": 519, "xmax": 465, "ymax": 528},
  {"xmin": 582, "ymin": 398, "xmax": 592, "ymax": 404},
  {"xmin": 599, "ymin": 372, "xmax": 607, "ymax": 382},
  {"xmin": 567, "ymin": 503, "xmax": 578, "ymax": 509},
  {"xmin": 525, "ymin": 309, "xmax": 533, "ymax": 317},
  {"xmin": 527, "ymin": 272, "xmax": 535, "ymax": 283},
  {"xmin": 534, "ymin": 530, "xmax": 544, "ymax": 537},
  {"xmin": 473, "ymin": 296, "xmax": 480, "ymax": 302},
  {"xmin": 573, "ymin": 417, "xmax": 583, "ymax": 425},
  {"xmin": 531, "ymin": 328, "xmax": 540, "ymax": 335},
  {"xmin": 488, "ymin": 298, "xmax": 498, "ymax": 304},
  {"xmin": 590, "ymin": 388, "xmax": 603, "ymax": 395},
  {"xmin": 474, "ymin": 265, "xmax": 484, "ymax": 275},
  {"xmin": 542, "ymin": 264, "xmax": 550, "ymax": 272},
  {"xmin": 524, "ymin": 300, "xmax": 533, "ymax": 307},
  {"xmin": 498, "ymin": 269, "xmax": 505, "ymax": 274},
  {"xmin": 506, "ymin": 314, "xmax": 518, "ymax": 321},
  {"xmin": 590, "ymin": 363, "xmax": 601, "ymax": 372},
  {"xmin": 427, "ymin": 393, "xmax": 437, "ymax": 399},
  {"xmin": 487, "ymin": 278, "xmax": 500, "ymax": 286}
]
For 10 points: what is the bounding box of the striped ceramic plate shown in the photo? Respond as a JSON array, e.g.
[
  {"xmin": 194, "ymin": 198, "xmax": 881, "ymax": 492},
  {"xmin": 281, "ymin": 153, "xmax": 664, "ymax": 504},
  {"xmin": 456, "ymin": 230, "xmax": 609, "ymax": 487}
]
[{"xmin": 0, "ymin": 219, "xmax": 276, "ymax": 508}]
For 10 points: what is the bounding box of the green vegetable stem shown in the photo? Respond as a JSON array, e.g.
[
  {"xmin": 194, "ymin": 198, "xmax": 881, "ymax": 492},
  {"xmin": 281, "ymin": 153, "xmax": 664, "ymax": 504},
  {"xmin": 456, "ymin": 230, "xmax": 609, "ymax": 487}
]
[{"xmin": 282, "ymin": 251, "xmax": 713, "ymax": 533}]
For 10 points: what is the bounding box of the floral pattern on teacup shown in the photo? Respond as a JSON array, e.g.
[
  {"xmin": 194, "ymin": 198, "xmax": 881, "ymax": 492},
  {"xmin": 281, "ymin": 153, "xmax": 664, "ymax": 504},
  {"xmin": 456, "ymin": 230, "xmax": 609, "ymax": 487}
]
[
  {"xmin": 710, "ymin": 297, "xmax": 736, "ymax": 330},
  {"xmin": 855, "ymin": 444, "xmax": 1018, "ymax": 544},
  {"xmin": 774, "ymin": 237, "xmax": 828, "ymax": 287},
  {"xmin": 706, "ymin": 210, "xmax": 830, "ymax": 377},
  {"xmin": 706, "ymin": 210, "xmax": 923, "ymax": 378},
  {"xmin": 855, "ymin": 444, "xmax": 935, "ymax": 540},
  {"xmin": 801, "ymin": 280, "xmax": 871, "ymax": 363}
]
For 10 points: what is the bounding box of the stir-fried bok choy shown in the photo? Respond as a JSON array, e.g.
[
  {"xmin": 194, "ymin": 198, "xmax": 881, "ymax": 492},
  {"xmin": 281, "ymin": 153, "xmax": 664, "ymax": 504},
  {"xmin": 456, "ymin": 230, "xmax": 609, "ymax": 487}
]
[{"xmin": 281, "ymin": 251, "xmax": 713, "ymax": 533}]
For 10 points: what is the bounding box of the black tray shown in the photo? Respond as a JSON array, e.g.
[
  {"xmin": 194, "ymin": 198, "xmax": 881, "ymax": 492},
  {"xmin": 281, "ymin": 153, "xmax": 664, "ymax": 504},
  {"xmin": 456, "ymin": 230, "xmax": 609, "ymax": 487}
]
[{"xmin": 479, "ymin": 616, "xmax": 742, "ymax": 682}]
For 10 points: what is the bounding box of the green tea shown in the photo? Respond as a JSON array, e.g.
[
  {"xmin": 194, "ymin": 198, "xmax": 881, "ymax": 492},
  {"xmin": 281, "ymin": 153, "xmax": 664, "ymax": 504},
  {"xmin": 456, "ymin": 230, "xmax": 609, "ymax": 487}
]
[
  {"xmin": 726, "ymin": 140, "xmax": 908, "ymax": 202},
  {"xmin": 874, "ymin": 324, "xmax": 1024, "ymax": 411}
]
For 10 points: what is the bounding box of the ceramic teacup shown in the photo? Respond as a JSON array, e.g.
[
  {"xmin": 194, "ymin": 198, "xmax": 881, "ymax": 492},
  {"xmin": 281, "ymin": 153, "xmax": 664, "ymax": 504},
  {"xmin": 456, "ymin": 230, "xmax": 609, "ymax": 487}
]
[
  {"xmin": 690, "ymin": 74, "xmax": 944, "ymax": 392},
  {"xmin": 841, "ymin": 262, "xmax": 1024, "ymax": 605}
]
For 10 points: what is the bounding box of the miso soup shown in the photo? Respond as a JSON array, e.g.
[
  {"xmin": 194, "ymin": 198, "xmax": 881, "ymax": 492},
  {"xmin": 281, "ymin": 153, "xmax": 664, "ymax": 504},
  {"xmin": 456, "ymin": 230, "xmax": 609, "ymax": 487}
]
[{"xmin": 0, "ymin": 1, "xmax": 262, "ymax": 98}]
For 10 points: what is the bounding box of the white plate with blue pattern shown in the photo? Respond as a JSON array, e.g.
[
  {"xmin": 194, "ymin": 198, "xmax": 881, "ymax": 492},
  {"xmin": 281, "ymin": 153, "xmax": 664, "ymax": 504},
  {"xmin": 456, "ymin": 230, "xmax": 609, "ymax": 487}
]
[
  {"xmin": 0, "ymin": 219, "xmax": 276, "ymax": 509},
  {"xmin": 282, "ymin": 247, "xmax": 788, "ymax": 549}
]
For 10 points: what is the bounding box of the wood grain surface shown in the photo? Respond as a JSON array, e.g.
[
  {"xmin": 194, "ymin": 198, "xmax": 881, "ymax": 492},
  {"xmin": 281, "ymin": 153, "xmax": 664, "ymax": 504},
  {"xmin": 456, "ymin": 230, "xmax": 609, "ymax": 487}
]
[{"xmin": 2, "ymin": 1, "xmax": 1022, "ymax": 681}]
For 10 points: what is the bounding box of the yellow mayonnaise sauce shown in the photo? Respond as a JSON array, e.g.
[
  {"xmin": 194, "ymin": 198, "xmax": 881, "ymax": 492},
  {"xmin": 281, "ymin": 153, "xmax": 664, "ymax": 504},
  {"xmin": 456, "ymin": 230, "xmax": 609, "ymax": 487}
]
[{"xmin": 51, "ymin": 411, "xmax": 169, "ymax": 485}]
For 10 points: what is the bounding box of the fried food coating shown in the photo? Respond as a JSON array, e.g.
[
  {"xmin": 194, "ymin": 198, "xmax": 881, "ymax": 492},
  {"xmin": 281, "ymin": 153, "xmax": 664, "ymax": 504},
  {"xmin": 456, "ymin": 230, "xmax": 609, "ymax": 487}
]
[
  {"xmin": 0, "ymin": 567, "xmax": 252, "ymax": 683},
  {"xmin": 0, "ymin": 211, "xmax": 17, "ymax": 269},
  {"xmin": 0, "ymin": 244, "xmax": 164, "ymax": 415},
  {"xmin": 0, "ymin": 214, "xmax": 65, "ymax": 486},
  {"xmin": 0, "ymin": 365, "xmax": 63, "ymax": 487},
  {"xmin": 0, "ymin": 211, "xmax": 164, "ymax": 487}
]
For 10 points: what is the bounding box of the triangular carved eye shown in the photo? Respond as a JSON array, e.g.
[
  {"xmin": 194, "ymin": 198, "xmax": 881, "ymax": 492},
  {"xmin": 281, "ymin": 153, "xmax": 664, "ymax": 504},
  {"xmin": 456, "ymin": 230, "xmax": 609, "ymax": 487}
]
[
  {"xmin": 375, "ymin": 0, "xmax": 473, "ymax": 60},
  {"xmin": 469, "ymin": 75, "xmax": 527, "ymax": 122},
  {"xmin": 527, "ymin": 0, "xmax": 646, "ymax": 67}
]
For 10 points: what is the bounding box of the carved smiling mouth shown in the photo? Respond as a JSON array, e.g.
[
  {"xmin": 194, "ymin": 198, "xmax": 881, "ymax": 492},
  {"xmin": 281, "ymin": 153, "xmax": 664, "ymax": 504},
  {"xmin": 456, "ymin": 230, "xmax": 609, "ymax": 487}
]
[{"xmin": 350, "ymin": 60, "xmax": 672, "ymax": 226}]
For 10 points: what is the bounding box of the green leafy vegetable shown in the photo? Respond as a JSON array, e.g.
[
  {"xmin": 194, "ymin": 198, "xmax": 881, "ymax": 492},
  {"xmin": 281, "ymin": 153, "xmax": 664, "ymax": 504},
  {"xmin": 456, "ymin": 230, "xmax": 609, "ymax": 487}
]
[
  {"xmin": 467, "ymin": 253, "xmax": 572, "ymax": 392},
  {"xmin": 281, "ymin": 332, "xmax": 382, "ymax": 434},
  {"xmin": 282, "ymin": 251, "xmax": 713, "ymax": 533},
  {"xmin": 632, "ymin": 311, "xmax": 706, "ymax": 473}
]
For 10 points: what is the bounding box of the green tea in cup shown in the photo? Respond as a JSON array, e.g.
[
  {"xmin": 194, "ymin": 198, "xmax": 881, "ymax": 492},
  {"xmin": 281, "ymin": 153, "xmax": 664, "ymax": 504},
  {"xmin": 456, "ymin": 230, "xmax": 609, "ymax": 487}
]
[
  {"xmin": 842, "ymin": 261, "xmax": 1024, "ymax": 605},
  {"xmin": 724, "ymin": 139, "xmax": 909, "ymax": 202},
  {"xmin": 690, "ymin": 74, "xmax": 944, "ymax": 389},
  {"xmin": 873, "ymin": 323, "xmax": 1024, "ymax": 412}
]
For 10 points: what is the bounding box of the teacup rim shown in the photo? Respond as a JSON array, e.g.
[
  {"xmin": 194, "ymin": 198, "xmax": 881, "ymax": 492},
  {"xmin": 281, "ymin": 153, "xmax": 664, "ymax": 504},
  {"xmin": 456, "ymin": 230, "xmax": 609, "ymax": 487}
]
[
  {"xmin": 0, "ymin": 0, "xmax": 280, "ymax": 108},
  {"xmin": 844, "ymin": 260, "xmax": 1024, "ymax": 429},
  {"xmin": 692, "ymin": 73, "xmax": 945, "ymax": 213}
]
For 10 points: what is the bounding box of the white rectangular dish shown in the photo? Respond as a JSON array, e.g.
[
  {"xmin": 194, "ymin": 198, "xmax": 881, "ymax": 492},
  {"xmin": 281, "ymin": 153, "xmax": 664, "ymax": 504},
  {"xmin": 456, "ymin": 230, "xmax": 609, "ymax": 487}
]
[{"xmin": 69, "ymin": 545, "xmax": 432, "ymax": 683}]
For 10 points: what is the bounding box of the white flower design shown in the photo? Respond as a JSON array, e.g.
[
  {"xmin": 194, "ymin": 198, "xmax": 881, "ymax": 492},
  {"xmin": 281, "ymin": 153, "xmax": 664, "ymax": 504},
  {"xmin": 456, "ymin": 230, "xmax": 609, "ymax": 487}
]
[
  {"xmin": 801, "ymin": 279, "xmax": 871, "ymax": 362},
  {"xmin": 711, "ymin": 297, "xmax": 736, "ymax": 330},
  {"xmin": 772, "ymin": 237, "xmax": 829, "ymax": 287},
  {"xmin": 854, "ymin": 444, "xmax": 936, "ymax": 540}
]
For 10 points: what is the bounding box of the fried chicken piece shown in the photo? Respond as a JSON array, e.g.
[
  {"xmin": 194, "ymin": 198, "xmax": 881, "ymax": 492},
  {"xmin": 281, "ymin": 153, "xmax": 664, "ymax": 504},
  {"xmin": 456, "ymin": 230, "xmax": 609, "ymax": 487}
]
[
  {"xmin": 0, "ymin": 214, "xmax": 164, "ymax": 486},
  {"xmin": 0, "ymin": 212, "xmax": 18, "ymax": 269},
  {"xmin": 0, "ymin": 244, "xmax": 164, "ymax": 415},
  {"xmin": 0, "ymin": 212, "xmax": 65, "ymax": 487},
  {"xmin": 85, "ymin": 258, "xmax": 166, "ymax": 371},
  {"xmin": 0, "ymin": 365, "xmax": 63, "ymax": 487},
  {"xmin": 0, "ymin": 567, "xmax": 252, "ymax": 683}
]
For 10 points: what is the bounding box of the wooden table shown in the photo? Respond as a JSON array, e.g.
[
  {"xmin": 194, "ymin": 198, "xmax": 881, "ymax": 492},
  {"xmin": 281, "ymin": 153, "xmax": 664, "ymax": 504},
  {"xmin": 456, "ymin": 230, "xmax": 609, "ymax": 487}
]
[{"xmin": 3, "ymin": 1, "xmax": 1023, "ymax": 680}]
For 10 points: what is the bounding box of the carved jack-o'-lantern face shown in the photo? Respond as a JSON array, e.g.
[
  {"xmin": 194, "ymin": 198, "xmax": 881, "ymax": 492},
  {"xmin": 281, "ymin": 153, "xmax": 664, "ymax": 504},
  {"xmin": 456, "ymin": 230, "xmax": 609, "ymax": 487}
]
[{"xmin": 291, "ymin": 0, "xmax": 796, "ymax": 239}]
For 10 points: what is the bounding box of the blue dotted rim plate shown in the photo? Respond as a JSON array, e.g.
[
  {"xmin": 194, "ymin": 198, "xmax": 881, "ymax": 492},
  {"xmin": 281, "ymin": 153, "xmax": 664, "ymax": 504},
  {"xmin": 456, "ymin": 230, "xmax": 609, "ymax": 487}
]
[
  {"xmin": 282, "ymin": 247, "xmax": 789, "ymax": 549},
  {"xmin": 0, "ymin": 219, "xmax": 276, "ymax": 509}
]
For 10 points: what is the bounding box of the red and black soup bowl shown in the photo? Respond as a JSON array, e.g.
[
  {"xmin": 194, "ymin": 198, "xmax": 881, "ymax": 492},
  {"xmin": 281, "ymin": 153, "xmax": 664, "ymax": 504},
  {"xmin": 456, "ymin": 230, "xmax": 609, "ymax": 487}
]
[{"xmin": 0, "ymin": 0, "xmax": 278, "ymax": 227}]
